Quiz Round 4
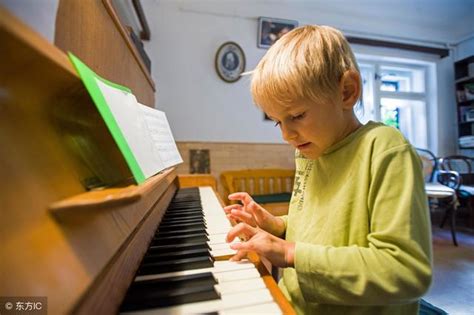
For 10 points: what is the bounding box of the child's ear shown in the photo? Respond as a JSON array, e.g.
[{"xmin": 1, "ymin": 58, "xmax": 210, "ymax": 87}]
[{"xmin": 339, "ymin": 70, "xmax": 361, "ymax": 110}]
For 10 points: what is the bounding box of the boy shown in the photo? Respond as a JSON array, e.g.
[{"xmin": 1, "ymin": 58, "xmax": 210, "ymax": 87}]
[{"xmin": 225, "ymin": 25, "xmax": 432, "ymax": 314}]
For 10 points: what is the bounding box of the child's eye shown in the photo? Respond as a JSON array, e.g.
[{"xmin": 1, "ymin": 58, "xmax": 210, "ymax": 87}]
[
  {"xmin": 292, "ymin": 112, "xmax": 306, "ymax": 120},
  {"xmin": 273, "ymin": 121, "xmax": 281, "ymax": 127}
]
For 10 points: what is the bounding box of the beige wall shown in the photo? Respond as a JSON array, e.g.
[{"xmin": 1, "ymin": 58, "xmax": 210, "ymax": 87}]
[{"xmin": 176, "ymin": 142, "xmax": 295, "ymax": 196}]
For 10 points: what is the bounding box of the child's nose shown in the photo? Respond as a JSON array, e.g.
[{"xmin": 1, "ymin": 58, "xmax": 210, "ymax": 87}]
[{"xmin": 281, "ymin": 123, "xmax": 298, "ymax": 142}]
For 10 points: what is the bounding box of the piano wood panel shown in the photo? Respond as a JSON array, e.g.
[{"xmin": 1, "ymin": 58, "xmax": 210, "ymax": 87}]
[
  {"xmin": 55, "ymin": 0, "xmax": 155, "ymax": 107},
  {"xmin": 0, "ymin": 7, "xmax": 169, "ymax": 314},
  {"xmin": 72, "ymin": 175, "xmax": 178, "ymax": 315}
]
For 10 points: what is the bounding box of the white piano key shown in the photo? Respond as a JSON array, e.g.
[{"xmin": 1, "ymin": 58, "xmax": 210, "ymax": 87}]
[
  {"xmin": 215, "ymin": 277, "xmax": 266, "ymax": 294},
  {"xmin": 135, "ymin": 260, "xmax": 256, "ymax": 282},
  {"xmin": 214, "ymin": 268, "xmax": 260, "ymax": 283},
  {"xmin": 196, "ymin": 187, "xmax": 239, "ymax": 258},
  {"xmin": 213, "ymin": 260, "xmax": 255, "ymax": 271},
  {"xmin": 211, "ymin": 248, "xmax": 236, "ymax": 257},
  {"xmin": 207, "ymin": 227, "xmax": 232, "ymax": 235},
  {"xmin": 211, "ymin": 240, "xmax": 240, "ymax": 251},
  {"xmin": 122, "ymin": 288, "xmax": 274, "ymax": 315},
  {"xmin": 208, "ymin": 232, "xmax": 229, "ymax": 244},
  {"xmin": 219, "ymin": 302, "xmax": 282, "ymax": 315}
]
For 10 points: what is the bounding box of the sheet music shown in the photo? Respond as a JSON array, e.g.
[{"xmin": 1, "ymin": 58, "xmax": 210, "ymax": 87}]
[
  {"xmin": 138, "ymin": 103, "xmax": 183, "ymax": 169},
  {"xmin": 95, "ymin": 78, "xmax": 182, "ymax": 180}
]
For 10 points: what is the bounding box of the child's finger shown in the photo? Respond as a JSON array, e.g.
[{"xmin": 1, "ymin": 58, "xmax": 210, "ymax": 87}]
[
  {"xmin": 223, "ymin": 204, "xmax": 242, "ymax": 214},
  {"xmin": 227, "ymin": 214, "xmax": 256, "ymax": 228},
  {"xmin": 230, "ymin": 240, "xmax": 256, "ymax": 252},
  {"xmin": 230, "ymin": 209, "xmax": 254, "ymax": 223},
  {"xmin": 225, "ymin": 222, "xmax": 256, "ymax": 243},
  {"xmin": 248, "ymin": 201, "xmax": 268, "ymax": 221},
  {"xmin": 229, "ymin": 250, "xmax": 248, "ymax": 262},
  {"xmin": 228, "ymin": 192, "xmax": 253, "ymax": 204}
]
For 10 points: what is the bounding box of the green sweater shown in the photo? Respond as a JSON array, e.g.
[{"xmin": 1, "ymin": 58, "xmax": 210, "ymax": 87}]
[{"xmin": 279, "ymin": 121, "xmax": 432, "ymax": 315}]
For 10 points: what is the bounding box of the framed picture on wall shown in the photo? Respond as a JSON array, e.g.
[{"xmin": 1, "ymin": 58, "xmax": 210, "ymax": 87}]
[
  {"xmin": 215, "ymin": 41, "xmax": 246, "ymax": 83},
  {"xmin": 258, "ymin": 17, "xmax": 298, "ymax": 49},
  {"xmin": 190, "ymin": 149, "xmax": 210, "ymax": 174}
]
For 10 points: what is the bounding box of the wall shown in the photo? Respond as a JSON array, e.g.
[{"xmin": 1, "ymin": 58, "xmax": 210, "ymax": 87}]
[
  {"xmin": 455, "ymin": 37, "xmax": 474, "ymax": 61},
  {"xmin": 436, "ymin": 55, "xmax": 458, "ymax": 156},
  {"xmin": 144, "ymin": 1, "xmax": 281, "ymax": 143},
  {"xmin": 0, "ymin": 0, "xmax": 58, "ymax": 43},
  {"xmin": 175, "ymin": 141, "xmax": 295, "ymax": 195},
  {"xmin": 2, "ymin": 0, "xmax": 473, "ymax": 177},
  {"xmin": 142, "ymin": 0, "xmax": 473, "ymax": 160}
]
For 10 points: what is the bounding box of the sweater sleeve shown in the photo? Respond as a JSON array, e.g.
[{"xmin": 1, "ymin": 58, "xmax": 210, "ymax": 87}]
[{"xmin": 294, "ymin": 145, "xmax": 432, "ymax": 305}]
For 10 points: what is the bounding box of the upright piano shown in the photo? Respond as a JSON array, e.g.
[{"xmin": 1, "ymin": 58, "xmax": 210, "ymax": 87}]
[{"xmin": 0, "ymin": 3, "xmax": 294, "ymax": 314}]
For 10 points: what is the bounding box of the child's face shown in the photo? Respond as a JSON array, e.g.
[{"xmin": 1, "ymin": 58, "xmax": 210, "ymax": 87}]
[{"xmin": 263, "ymin": 97, "xmax": 357, "ymax": 159}]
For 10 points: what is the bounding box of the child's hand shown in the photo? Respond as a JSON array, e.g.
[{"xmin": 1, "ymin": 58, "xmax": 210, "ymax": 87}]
[
  {"xmin": 223, "ymin": 192, "xmax": 285, "ymax": 237},
  {"xmin": 226, "ymin": 222, "xmax": 295, "ymax": 268}
]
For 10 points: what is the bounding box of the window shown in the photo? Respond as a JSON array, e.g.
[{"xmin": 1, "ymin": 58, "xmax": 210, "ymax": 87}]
[{"xmin": 357, "ymin": 59, "xmax": 428, "ymax": 148}]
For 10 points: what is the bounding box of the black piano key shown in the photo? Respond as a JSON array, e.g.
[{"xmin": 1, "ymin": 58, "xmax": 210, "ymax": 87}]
[
  {"xmin": 152, "ymin": 232, "xmax": 209, "ymax": 245},
  {"xmin": 155, "ymin": 225, "xmax": 206, "ymax": 233},
  {"xmin": 120, "ymin": 187, "xmax": 225, "ymax": 312},
  {"xmin": 129, "ymin": 272, "xmax": 217, "ymax": 291},
  {"xmin": 168, "ymin": 200, "xmax": 200, "ymax": 204},
  {"xmin": 165, "ymin": 207, "xmax": 203, "ymax": 213},
  {"xmin": 162, "ymin": 207, "xmax": 203, "ymax": 214},
  {"xmin": 169, "ymin": 199, "xmax": 201, "ymax": 204},
  {"xmin": 121, "ymin": 284, "xmax": 219, "ymax": 311},
  {"xmin": 168, "ymin": 198, "xmax": 201, "ymax": 204},
  {"xmin": 138, "ymin": 256, "xmax": 214, "ymax": 275},
  {"xmin": 166, "ymin": 206, "xmax": 203, "ymax": 212},
  {"xmin": 155, "ymin": 231, "xmax": 208, "ymax": 240},
  {"xmin": 160, "ymin": 217, "xmax": 205, "ymax": 225},
  {"xmin": 162, "ymin": 213, "xmax": 204, "ymax": 221},
  {"xmin": 147, "ymin": 242, "xmax": 211, "ymax": 254},
  {"xmin": 167, "ymin": 206, "xmax": 201, "ymax": 211},
  {"xmin": 158, "ymin": 222, "xmax": 205, "ymax": 230},
  {"xmin": 163, "ymin": 209, "xmax": 203, "ymax": 217},
  {"xmin": 160, "ymin": 217, "xmax": 205, "ymax": 224},
  {"xmin": 157, "ymin": 221, "xmax": 206, "ymax": 231},
  {"xmin": 169, "ymin": 200, "xmax": 201, "ymax": 206},
  {"xmin": 167, "ymin": 202, "xmax": 201, "ymax": 208},
  {"xmin": 155, "ymin": 227, "xmax": 207, "ymax": 237},
  {"xmin": 143, "ymin": 248, "xmax": 211, "ymax": 263}
]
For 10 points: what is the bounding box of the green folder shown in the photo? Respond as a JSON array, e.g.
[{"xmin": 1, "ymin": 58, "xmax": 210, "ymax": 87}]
[{"xmin": 68, "ymin": 53, "xmax": 145, "ymax": 184}]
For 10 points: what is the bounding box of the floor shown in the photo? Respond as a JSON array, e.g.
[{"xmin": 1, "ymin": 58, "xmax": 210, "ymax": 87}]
[{"xmin": 423, "ymin": 226, "xmax": 474, "ymax": 315}]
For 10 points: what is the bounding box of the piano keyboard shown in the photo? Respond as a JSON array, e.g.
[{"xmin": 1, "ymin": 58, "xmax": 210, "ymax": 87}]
[{"xmin": 120, "ymin": 187, "xmax": 282, "ymax": 314}]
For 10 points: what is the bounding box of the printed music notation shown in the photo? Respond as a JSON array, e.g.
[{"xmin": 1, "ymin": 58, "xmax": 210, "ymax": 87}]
[
  {"xmin": 139, "ymin": 103, "xmax": 183, "ymax": 169},
  {"xmin": 70, "ymin": 53, "xmax": 182, "ymax": 184}
]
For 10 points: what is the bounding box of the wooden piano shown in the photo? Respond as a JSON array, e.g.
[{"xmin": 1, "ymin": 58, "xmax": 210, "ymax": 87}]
[{"xmin": 0, "ymin": 2, "xmax": 294, "ymax": 314}]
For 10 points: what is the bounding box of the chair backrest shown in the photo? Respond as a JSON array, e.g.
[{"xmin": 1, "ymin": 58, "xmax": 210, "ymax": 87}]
[
  {"xmin": 415, "ymin": 148, "xmax": 439, "ymax": 183},
  {"xmin": 441, "ymin": 155, "xmax": 474, "ymax": 185},
  {"xmin": 441, "ymin": 155, "xmax": 473, "ymax": 174},
  {"xmin": 220, "ymin": 169, "xmax": 295, "ymax": 202},
  {"xmin": 178, "ymin": 174, "xmax": 217, "ymax": 191}
]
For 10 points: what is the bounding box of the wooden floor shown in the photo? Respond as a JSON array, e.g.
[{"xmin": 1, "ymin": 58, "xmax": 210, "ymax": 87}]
[{"xmin": 423, "ymin": 226, "xmax": 474, "ymax": 315}]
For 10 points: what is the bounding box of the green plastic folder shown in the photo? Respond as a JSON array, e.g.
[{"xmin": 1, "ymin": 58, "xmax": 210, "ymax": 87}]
[{"xmin": 68, "ymin": 53, "xmax": 146, "ymax": 184}]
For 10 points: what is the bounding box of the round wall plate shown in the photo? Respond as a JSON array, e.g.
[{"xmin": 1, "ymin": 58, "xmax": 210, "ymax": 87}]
[{"xmin": 215, "ymin": 41, "xmax": 246, "ymax": 83}]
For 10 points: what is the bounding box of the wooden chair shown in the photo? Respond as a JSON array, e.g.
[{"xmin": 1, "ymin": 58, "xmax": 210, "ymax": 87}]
[
  {"xmin": 220, "ymin": 169, "xmax": 295, "ymax": 216},
  {"xmin": 178, "ymin": 174, "xmax": 217, "ymax": 191},
  {"xmin": 440, "ymin": 155, "xmax": 474, "ymax": 229},
  {"xmin": 416, "ymin": 148, "xmax": 461, "ymax": 245}
]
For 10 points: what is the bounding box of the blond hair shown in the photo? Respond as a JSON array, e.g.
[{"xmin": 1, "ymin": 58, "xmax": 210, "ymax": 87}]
[{"xmin": 251, "ymin": 25, "xmax": 361, "ymax": 108}]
